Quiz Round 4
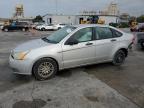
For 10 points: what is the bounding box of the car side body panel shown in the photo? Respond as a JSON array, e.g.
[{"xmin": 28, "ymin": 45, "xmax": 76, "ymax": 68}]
[{"xmin": 9, "ymin": 24, "xmax": 134, "ymax": 75}]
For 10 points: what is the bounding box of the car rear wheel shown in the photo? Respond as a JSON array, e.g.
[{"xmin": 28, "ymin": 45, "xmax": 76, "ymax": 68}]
[
  {"xmin": 33, "ymin": 58, "xmax": 58, "ymax": 80},
  {"xmin": 41, "ymin": 28, "xmax": 45, "ymax": 31},
  {"xmin": 113, "ymin": 50, "xmax": 126, "ymax": 66},
  {"xmin": 141, "ymin": 41, "xmax": 144, "ymax": 49},
  {"xmin": 4, "ymin": 28, "xmax": 8, "ymax": 32},
  {"xmin": 22, "ymin": 28, "xmax": 26, "ymax": 32}
]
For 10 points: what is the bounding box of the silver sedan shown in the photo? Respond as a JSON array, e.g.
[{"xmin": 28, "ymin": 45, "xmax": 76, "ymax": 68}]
[{"xmin": 9, "ymin": 24, "xmax": 133, "ymax": 80}]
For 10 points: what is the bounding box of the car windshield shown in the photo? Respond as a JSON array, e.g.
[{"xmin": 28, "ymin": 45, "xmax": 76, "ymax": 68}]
[{"xmin": 42, "ymin": 26, "xmax": 76, "ymax": 43}]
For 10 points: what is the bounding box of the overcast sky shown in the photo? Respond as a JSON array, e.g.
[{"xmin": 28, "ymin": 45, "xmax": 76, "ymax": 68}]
[{"xmin": 0, "ymin": 0, "xmax": 144, "ymax": 18}]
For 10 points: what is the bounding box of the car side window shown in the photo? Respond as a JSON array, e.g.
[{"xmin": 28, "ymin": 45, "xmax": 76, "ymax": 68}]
[
  {"xmin": 16, "ymin": 22, "xmax": 20, "ymax": 26},
  {"xmin": 95, "ymin": 27, "xmax": 113, "ymax": 40},
  {"xmin": 72, "ymin": 27, "xmax": 92, "ymax": 43},
  {"xmin": 111, "ymin": 28, "xmax": 123, "ymax": 37}
]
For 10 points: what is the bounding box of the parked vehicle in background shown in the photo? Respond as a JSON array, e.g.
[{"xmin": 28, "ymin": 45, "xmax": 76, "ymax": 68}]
[
  {"xmin": 109, "ymin": 22, "xmax": 119, "ymax": 27},
  {"xmin": 54, "ymin": 23, "xmax": 67, "ymax": 30},
  {"xmin": 40, "ymin": 24, "xmax": 57, "ymax": 31},
  {"xmin": 9, "ymin": 24, "xmax": 134, "ymax": 80},
  {"xmin": 36, "ymin": 23, "xmax": 68, "ymax": 31},
  {"xmin": 134, "ymin": 32, "xmax": 144, "ymax": 49},
  {"xmin": 0, "ymin": 24, "xmax": 4, "ymax": 30},
  {"xmin": 42, "ymin": 24, "xmax": 54, "ymax": 31},
  {"xmin": 33, "ymin": 22, "xmax": 45, "ymax": 29},
  {"xmin": 137, "ymin": 23, "xmax": 144, "ymax": 32},
  {"xmin": 35, "ymin": 24, "xmax": 46, "ymax": 30},
  {"xmin": 31, "ymin": 24, "xmax": 37, "ymax": 29},
  {"xmin": 35, "ymin": 24, "xmax": 43, "ymax": 30},
  {"xmin": 2, "ymin": 21, "xmax": 29, "ymax": 32}
]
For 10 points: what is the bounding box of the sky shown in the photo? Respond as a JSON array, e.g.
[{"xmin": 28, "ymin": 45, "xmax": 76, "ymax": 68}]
[{"xmin": 0, "ymin": 0, "xmax": 144, "ymax": 18}]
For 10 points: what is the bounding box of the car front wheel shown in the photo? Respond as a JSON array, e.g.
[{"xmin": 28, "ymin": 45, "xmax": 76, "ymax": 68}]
[
  {"xmin": 22, "ymin": 28, "xmax": 26, "ymax": 32},
  {"xmin": 33, "ymin": 58, "xmax": 58, "ymax": 80},
  {"xmin": 4, "ymin": 28, "xmax": 8, "ymax": 32},
  {"xmin": 113, "ymin": 50, "xmax": 126, "ymax": 66}
]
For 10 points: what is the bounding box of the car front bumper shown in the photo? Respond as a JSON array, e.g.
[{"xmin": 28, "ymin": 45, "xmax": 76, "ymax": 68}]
[{"xmin": 9, "ymin": 55, "xmax": 32, "ymax": 75}]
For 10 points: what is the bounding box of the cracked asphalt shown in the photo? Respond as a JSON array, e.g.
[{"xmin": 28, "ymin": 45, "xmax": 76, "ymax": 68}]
[{"xmin": 0, "ymin": 29, "xmax": 144, "ymax": 108}]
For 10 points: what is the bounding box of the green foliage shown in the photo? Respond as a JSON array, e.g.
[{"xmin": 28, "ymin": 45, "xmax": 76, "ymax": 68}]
[
  {"xmin": 33, "ymin": 15, "xmax": 44, "ymax": 23},
  {"xmin": 137, "ymin": 15, "xmax": 144, "ymax": 23},
  {"xmin": 109, "ymin": 22, "xmax": 129, "ymax": 28},
  {"xmin": 109, "ymin": 23, "xmax": 119, "ymax": 27},
  {"xmin": 119, "ymin": 22, "xmax": 129, "ymax": 28}
]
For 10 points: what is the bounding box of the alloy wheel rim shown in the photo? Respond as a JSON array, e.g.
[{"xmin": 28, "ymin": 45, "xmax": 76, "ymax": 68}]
[
  {"xmin": 5, "ymin": 29, "xmax": 8, "ymax": 31},
  {"xmin": 22, "ymin": 28, "xmax": 25, "ymax": 31},
  {"xmin": 116, "ymin": 53, "xmax": 125, "ymax": 63},
  {"xmin": 38, "ymin": 62, "xmax": 54, "ymax": 78}
]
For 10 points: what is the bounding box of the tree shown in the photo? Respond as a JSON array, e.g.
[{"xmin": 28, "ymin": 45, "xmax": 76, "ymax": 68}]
[
  {"xmin": 137, "ymin": 15, "xmax": 144, "ymax": 23},
  {"xmin": 32, "ymin": 15, "xmax": 44, "ymax": 23}
]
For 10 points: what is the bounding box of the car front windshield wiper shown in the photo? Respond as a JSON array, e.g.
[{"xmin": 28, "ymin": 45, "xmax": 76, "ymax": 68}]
[{"xmin": 41, "ymin": 37, "xmax": 57, "ymax": 44}]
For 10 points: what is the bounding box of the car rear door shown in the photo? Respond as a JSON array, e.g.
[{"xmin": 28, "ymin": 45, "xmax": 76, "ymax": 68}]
[
  {"xmin": 94, "ymin": 27, "xmax": 117, "ymax": 61},
  {"xmin": 62, "ymin": 27, "xmax": 96, "ymax": 68}
]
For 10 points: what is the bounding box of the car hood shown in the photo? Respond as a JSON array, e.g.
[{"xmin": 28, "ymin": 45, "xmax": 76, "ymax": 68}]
[{"xmin": 13, "ymin": 39, "xmax": 52, "ymax": 52}]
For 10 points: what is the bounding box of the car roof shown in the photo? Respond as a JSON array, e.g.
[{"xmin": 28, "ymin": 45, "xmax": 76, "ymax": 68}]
[
  {"xmin": 72, "ymin": 24, "xmax": 109, "ymax": 28},
  {"xmin": 71, "ymin": 24, "xmax": 124, "ymax": 33}
]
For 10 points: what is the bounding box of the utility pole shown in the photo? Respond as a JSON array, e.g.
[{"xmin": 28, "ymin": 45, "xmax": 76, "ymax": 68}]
[{"xmin": 55, "ymin": 0, "xmax": 58, "ymax": 15}]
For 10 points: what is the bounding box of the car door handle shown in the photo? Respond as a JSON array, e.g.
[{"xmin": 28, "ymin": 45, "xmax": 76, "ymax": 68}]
[
  {"xmin": 111, "ymin": 39, "xmax": 117, "ymax": 42},
  {"xmin": 86, "ymin": 43, "xmax": 93, "ymax": 46}
]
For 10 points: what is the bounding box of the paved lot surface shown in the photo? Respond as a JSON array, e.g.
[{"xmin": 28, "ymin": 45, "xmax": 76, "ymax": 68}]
[
  {"xmin": 85, "ymin": 29, "xmax": 144, "ymax": 108},
  {"xmin": 0, "ymin": 69, "xmax": 139, "ymax": 108},
  {"xmin": 85, "ymin": 50, "xmax": 144, "ymax": 107},
  {"xmin": 0, "ymin": 30, "xmax": 53, "ymax": 92},
  {"xmin": 0, "ymin": 29, "xmax": 143, "ymax": 108}
]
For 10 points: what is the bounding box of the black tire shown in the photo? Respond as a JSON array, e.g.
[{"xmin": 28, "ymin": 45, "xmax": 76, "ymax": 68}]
[
  {"xmin": 113, "ymin": 50, "xmax": 126, "ymax": 66},
  {"xmin": 41, "ymin": 28, "xmax": 45, "ymax": 31},
  {"xmin": 58, "ymin": 27, "xmax": 61, "ymax": 30},
  {"xmin": 33, "ymin": 58, "xmax": 58, "ymax": 80},
  {"xmin": 141, "ymin": 41, "xmax": 144, "ymax": 49}
]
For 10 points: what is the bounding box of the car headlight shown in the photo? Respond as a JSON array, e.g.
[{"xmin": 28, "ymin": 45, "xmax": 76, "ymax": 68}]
[{"xmin": 12, "ymin": 51, "xmax": 30, "ymax": 60}]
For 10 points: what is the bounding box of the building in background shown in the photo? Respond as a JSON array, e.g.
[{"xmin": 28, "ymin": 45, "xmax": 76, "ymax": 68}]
[
  {"xmin": 43, "ymin": 14, "xmax": 77, "ymax": 25},
  {"xmin": 12, "ymin": 4, "xmax": 33, "ymax": 23},
  {"xmin": 99, "ymin": 2, "xmax": 120, "ymax": 16},
  {"xmin": 0, "ymin": 2, "xmax": 130, "ymax": 25},
  {"xmin": 43, "ymin": 2, "xmax": 119, "ymax": 25},
  {"xmin": 43, "ymin": 14, "xmax": 119, "ymax": 25},
  {"xmin": 13, "ymin": 4, "xmax": 24, "ymax": 19},
  {"xmin": 118, "ymin": 13, "xmax": 130, "ymax": 23}
]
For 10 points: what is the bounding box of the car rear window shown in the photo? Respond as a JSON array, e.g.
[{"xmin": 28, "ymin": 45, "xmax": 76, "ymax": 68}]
[{"xmin": 95, "ymin": 27, "xmax": 113, "ymax": 40}]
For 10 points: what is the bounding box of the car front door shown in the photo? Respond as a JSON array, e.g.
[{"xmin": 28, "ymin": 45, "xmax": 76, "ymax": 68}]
[
  {"xmin": 9, "ymin": 22, "xmax": 16, "ymax": 30},
  {"xmin": 62, "ymin": 27, "xmax": 96, "ymax": 68},
  {"xmin": 94, "ymin": 27, "xmax": 116, "ymax": 61}
]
